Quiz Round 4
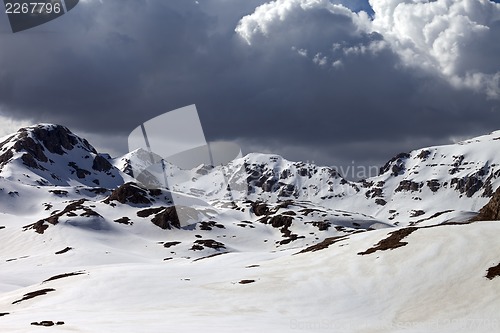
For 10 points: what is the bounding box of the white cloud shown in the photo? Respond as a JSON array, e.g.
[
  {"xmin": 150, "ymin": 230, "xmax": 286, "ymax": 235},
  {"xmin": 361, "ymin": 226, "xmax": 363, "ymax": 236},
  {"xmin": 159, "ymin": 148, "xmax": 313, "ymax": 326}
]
[
  {"xmin": 235, "ymin": 0, "xmax": 375, "ymax": 69},
  {"xmin": 341, "ymin": 39, "xmax": 388, "ymax": 55},
  {"xmin": 313, "ymin": 52, "xmax": 328, "ymax": 66},
  {"xmin": 292, "ymin": 46, "xmax": 308, "ymax": 57},
  {"xmin": 236, "ymin": 0, "xmax": 500, "ymax": 98},
  {"xmin": 369, "ymin": 0, "xmax": 500, "ymax": 98},
  {"xmin": 235, "ymin": 0, "xmax": 371, "ymax": 45},
  {"xmin": 332, "ymin": 59, "xmax": 343, "ymax": 68}
]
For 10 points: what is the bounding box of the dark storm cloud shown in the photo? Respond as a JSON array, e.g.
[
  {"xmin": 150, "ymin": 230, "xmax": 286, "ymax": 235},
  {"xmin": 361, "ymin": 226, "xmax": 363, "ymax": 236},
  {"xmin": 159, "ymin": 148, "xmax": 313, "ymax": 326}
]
[
  {"xmin": 0, "ymin": 0, "xmax": 499, "ymax": 174},
  {"xmin": 0, "ymin": 0, "xmax": 218, "ymax": 128}
]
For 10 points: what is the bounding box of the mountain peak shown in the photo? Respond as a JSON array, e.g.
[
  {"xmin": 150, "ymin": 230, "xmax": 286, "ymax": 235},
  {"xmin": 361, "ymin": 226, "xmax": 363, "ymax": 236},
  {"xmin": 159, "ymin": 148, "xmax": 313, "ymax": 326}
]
[
  {"xmin": 0, "ymin": 123, "xmax": 125, "ymax": 187},
  {"xmin": 16, "ymin": 123, "xmax": 97, "ymax": 156},
  {"xmin": 0, "ymin": 123, "xmax": 96, "ymax": 171}
]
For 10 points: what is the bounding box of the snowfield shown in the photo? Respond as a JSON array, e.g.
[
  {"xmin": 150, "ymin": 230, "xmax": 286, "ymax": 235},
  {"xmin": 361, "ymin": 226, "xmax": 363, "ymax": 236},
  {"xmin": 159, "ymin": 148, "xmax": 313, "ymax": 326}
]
[
  {"xmin": 0, "ymin": 124, "xmax": 499, "ymax": 332},
  {"xmin": 1, "ymin": 217, "xmax": 499, "ymax": 332}
]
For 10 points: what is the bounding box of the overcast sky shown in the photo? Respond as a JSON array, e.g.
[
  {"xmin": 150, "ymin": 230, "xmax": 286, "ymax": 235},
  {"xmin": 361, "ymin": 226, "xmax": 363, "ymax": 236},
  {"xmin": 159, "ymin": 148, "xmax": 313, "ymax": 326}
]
[{"xmin": 0, "ymin": 0, "xmax": 499, "ymax": 178}]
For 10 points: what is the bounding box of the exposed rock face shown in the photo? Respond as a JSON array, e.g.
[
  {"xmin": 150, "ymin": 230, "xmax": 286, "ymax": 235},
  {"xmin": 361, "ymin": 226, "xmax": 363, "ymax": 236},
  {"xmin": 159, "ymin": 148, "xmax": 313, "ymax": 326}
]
[
  {"xmin": 21, "ymin": 153, "xmax": 46, "ymax": 170},
  {"xmin": 68, "ymin": 162, "xmax": 91, "ymax": 179},
  {"xmin": 0, "ymin": 148, "xmax": 13, "ymax": 169},
  {"xmin": 395, "ymin": 180, "xmax": 423, "ymax": 192},
  {"xmin": 427, "ymin": 179, "xmax": 441, "ymax": 192},
  {"xmin": 151, "ymin": 206, "xmax": 182, "ymax": 229},
  {"xmin": 137, "ymin": 205, "xmax": 198, "ymax": 230},
  {"xmin": 14, "ymin": 136, "xmax": 48, "ymax": 163},
  {"xmin": 137, "ymin": 205, "xmax": 200, "ymax": 230},
  {"xmin": 251, "ymin": 201, "xmax": 270, "ymax": 216},
  {"xmin": 105, "ymin": 183, "xmax": 154, "ymax": 205},
  {"xmin": 114, "ymin": 217, "xmax": 132, "ymax": 225},
  {"xmin": 471, "ymin": 186, "xmax": 500, "ymax": 221},
  {"xmin": 5, "ymin": 125, "xmax": 86, "ymax": 170},
  {"xmin": 451, "ymin": 173, "xmax": 484, "ymax": 198},
  {"xmin": 12, "ymin": 289, "xmax": 55, "ymax": 305},
  {"xmin": 486, "ymin": 262, "xmax": 500, "ymax": 280},
  {"xmin": 92, "ymin": 155, "xmax": 113, "ymax": 172},
  {"xmin": 31, "ymin": 125, "xmax": 86, "ymax": 154},
  {"xmin": 241, "ymin": 157, "xmax": 351, "ymax": 201},
  {"xmin": 190, "ymin": 239, "xmax": 226, "ymax": 251},
  {"xmin": 0, "ymin": 131, "xmax": 49, "ymax": 169},
  {"xmin": 379, "ymin": 152, "xmax": 410, "ymax": 176}
]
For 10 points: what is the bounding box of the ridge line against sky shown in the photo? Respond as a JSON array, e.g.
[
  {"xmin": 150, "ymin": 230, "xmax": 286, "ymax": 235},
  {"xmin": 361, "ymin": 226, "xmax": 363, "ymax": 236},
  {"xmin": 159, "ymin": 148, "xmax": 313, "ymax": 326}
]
[{"xmin": 0, "ymin": 0, "xmax": 499, "ymax": 172}]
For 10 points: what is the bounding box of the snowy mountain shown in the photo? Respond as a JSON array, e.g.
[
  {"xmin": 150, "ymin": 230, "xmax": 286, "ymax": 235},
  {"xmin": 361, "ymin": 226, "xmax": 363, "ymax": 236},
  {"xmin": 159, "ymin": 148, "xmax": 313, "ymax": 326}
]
[
  {"xmin": 115, "ymin": 131, "xmax": 500, "ymax": 227},
  {"xmin": 0, "ymin": 124, "xmax": 126, "ymax": 188},
  {"xmin": 0, "ymin": 124, "xmax": 499, "ymax": 332}
]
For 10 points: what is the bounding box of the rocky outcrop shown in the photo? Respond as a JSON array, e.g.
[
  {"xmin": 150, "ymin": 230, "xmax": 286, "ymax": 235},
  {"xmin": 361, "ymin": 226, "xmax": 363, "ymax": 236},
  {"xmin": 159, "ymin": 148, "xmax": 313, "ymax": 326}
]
[
  {"xmin": 8, "ymin": 125, "xmax": 92, "ymax": 170},
  {"xmin": 251, "ymin": 201, "xmax": 270, "ymax": 216},
  {"xmin": 395, "ymin": 180, "xmax": 423, "ymax": 192},
  {"xmin": 471, "ymin": 186, "xmax": 500, "ymax": 221},
  {"xmin": 0, "ymin": 148, "xmax": 13, "ymax": 169},
  {"xmin": 104, "ymin": 183, "xmax": 155, "ymax": 205},
  {"xmin": 29, "ymin": 124, "xmax": 93, "ymax": 155},
  {"xmin": 190, "ymin": 239, "xmax": 226, "ymax": 251},
  {"xmin": 151, "ymin": 206, "xmax": 183, "ymax": 230},
  {"xmin": 24, "ymin": 199, "xmax": 101, "ymax": 234},
  {"xmin": 379, "ymin": 152, "xmax": 410, "ymax": 176},
  {"xmin": 137, "ymin": 205, "xmax": 198, "ymax": 229},
  {"xmin": 92, "ymin": 155, "xmax": 113, "ymax": 172}
]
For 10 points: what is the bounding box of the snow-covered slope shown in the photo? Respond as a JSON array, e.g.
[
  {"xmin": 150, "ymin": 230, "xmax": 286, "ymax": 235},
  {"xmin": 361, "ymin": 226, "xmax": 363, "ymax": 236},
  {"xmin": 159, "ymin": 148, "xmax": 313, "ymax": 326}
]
[
  {"xmin": 354, "ymin": 131, "xmax": 500, "ymax": 225},
  {"xmin": 1, "ymin": 124, "xmax": 500, "ymax": 332},
  {"xmin": 0, "ymin": 213, "xmax": 499, "ymax": 332}
]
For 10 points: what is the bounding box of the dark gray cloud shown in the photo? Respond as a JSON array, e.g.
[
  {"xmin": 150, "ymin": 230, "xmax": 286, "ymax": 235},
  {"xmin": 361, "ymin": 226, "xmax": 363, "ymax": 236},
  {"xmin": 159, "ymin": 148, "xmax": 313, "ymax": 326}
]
[{"xmin": 0, "ymin": 0, "xmax": 499, "ymax": 178}]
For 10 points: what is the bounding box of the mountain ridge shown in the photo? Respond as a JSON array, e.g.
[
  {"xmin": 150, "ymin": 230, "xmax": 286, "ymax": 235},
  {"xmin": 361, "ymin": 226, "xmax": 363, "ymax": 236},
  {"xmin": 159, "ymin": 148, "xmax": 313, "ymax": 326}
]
[{"xmin": 2, "ymin": 123, "xmax": 500, "ymax": 227}]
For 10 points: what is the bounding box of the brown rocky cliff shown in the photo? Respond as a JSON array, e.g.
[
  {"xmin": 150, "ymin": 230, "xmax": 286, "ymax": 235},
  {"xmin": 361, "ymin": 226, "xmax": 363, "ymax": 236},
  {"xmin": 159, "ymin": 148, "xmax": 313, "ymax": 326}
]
[{"xmin": 471, "ymin": 186, "xmax": 500, "ymax": 221}]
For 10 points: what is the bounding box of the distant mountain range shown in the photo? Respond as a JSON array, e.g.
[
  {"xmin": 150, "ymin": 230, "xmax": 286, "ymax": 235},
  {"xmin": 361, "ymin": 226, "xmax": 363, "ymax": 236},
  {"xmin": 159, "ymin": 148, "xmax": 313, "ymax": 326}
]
[{"xmin": 3, "ymin": 123, "xmax": 500, "ymax": 226}]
